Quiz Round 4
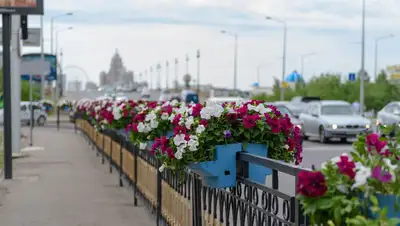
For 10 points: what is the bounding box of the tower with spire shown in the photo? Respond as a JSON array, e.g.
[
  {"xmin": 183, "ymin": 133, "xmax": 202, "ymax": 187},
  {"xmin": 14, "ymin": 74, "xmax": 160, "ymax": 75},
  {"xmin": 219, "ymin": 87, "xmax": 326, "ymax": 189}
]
[{"xmin": 98, "ymin": 49, "xmax": 134, "ymax": 88}]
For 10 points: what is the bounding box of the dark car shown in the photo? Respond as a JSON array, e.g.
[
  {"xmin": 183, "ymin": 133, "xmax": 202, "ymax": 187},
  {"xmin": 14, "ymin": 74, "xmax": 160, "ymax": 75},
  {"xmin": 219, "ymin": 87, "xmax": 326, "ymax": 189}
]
[{"xmin": 287, "ymin": 96, "xmax": 321, "ymax": 117}]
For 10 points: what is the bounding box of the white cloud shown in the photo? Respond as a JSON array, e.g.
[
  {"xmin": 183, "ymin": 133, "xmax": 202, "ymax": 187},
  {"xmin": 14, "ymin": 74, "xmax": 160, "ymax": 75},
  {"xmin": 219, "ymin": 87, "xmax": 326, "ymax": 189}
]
[{"xmin": 21, "ymin": 0, "xmax": 400, "ymax": 90}]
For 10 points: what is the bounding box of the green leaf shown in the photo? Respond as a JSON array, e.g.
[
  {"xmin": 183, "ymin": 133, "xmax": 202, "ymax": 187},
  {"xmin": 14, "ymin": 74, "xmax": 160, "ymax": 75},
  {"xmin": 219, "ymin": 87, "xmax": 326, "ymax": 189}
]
[
  {"xmin": 370, "ymin": 195, "xmax": 379, "ymax": 206},
  {"xmin": 314, "ymin": 198, "xmax": 332, "ymax": 210}
]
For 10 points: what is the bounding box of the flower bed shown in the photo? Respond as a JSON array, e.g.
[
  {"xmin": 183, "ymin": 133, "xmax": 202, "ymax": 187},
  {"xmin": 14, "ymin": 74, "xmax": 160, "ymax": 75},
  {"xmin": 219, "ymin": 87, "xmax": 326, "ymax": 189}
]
[
  {"xmin": 75, "ymin": 98, "xmax": 303, "ymax": 187},
  {"xmin": 296, "ymin": 126, "xmax": 400, "ymax": 225}
]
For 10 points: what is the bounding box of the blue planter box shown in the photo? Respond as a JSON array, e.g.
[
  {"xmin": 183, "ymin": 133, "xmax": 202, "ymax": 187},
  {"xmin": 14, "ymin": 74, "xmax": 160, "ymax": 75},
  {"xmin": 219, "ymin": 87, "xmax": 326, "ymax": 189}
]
[
  {"xmin": 362, "ymin": 193, "xmax": 400, "ymax": 220},
  {"xmin": 187, "ymin": 143, "xmax": 242, "ymax": 188},
  {"xmin": 244, "ymin": 143, "xmax": 272, "ymax": 184},
  {"xmin": 166, "ymin": 130, "xmax": 174, "ymax": 138}
]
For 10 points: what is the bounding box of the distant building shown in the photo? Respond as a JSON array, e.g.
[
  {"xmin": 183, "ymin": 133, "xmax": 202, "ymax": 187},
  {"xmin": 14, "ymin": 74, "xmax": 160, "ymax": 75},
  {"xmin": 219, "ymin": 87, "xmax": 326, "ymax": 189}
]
[
  {"xmin": 98, "ymin": 49, "xmax": 135, "ymax": 88},
  {"xmin": 68, "ymin": 80, "xmax": 82, "ymax": 92}
]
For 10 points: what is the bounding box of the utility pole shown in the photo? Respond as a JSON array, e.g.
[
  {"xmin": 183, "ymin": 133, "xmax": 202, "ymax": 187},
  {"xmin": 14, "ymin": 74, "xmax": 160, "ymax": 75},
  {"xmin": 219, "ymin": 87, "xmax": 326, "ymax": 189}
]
[
  {"xmin": 360, "ymin": 0, "xmax": 366, "ymax": 116},
  {"xmin": 174, "ymin": 58, "xmax": 179, "ymax": 90}
]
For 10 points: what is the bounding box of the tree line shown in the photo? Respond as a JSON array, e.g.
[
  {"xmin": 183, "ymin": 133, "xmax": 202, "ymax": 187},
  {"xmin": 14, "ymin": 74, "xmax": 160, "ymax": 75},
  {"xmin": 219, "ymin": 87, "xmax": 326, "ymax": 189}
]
[{"xmin": 252, "ymin": 70, "xmax": 400, "ymax": 111}]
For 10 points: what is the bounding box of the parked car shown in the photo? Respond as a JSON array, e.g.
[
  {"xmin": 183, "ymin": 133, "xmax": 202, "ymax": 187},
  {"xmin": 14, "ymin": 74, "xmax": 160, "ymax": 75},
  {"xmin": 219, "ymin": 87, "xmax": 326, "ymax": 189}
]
[
  {"xmin": 0, "ymin": 101, "xmax": 47, "ymax": 126},
  {"xmin": 181, "ymin": 90, "xmax": 199, "ymax": 104},
  {"xmin": 206, "ymin": 97, "xmax": 245, "ymax": 105},
  {"xmin": 299, "ymin": 100, "xmax": 371, "ymax": 143},
  {"xmin": 376, "ymin": 101, "xmax": 400, "ymax": 129},
  {"xmin": 159, "ymin": 90, "xmax": 171, "ymax": 102},
  {"xmin": 287, "ymin": 96, "xmax": 321, "ymax": 117}
]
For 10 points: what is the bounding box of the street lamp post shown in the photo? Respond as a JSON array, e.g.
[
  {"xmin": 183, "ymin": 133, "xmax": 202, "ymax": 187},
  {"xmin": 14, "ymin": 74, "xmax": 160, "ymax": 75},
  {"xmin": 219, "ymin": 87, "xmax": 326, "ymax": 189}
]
[
  {"xmin": 185, "ymin": 54, "xmax": 189, "ymax": 74},
  {"xmin": 300, "ymin": 52, "xmax": 316, "ymax": 77},
  {"xmin": 166, "ymin": 61, "xmax": 169, "ymax": 90},
  {"xmin": 221, "ymin": 30, "xmax": 238, "ymax": 93},
  {"xmin": 149, "ymin": 66, "xmax": 153, "ymax": 90},
  {"xmin": 174, "ymin": 58, "xmax": 179, "ymax": 90},
  {"xmin": 256, "ymin": 63, "xmax": 272, "ymax": 85},
  {"xmin": 196, "ymin": 50, "xmax": 200, "ymax": 93},
  {"xmin": 360, "ymin": 0, "xmax": 366, "ymax": 116},
  {"xmin": 266, "ymin": 16, "xmax": 287, "ymax": 101},
  {"xmin": 55, "ymin": 27, "xmax": 73, "ymax": 58},
  {"xmin": 374, "ymin": 34, "xmax": 394, "ymax": 80},
  {"xmin": 157, "ymin": 63, "xmax": 161, "ymax": 90},
  {"xmin": 50, "ymin": 12, "xmax": 73, "ymax": 54}
]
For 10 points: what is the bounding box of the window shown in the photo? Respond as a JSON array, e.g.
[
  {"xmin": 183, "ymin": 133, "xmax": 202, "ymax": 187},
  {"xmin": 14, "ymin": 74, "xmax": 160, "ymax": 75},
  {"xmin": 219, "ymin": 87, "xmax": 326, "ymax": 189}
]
[
  {"xmin": 321, "ymin": 105, "xmax": 353, "ymax": 115},
  {"xmin": 276, "ymin": 106, "xmax": 293, "ymax": 117},
  {"xmin": 392, "ymin": 104, "xmax": 400, "ymax": 114},
  {"xmin": 385, "ymin": 104, "xmax": 394, "ymax": 113},
  {"xmin": 21, "ymin": 105, "xmax": 27, "ymax": 111}
]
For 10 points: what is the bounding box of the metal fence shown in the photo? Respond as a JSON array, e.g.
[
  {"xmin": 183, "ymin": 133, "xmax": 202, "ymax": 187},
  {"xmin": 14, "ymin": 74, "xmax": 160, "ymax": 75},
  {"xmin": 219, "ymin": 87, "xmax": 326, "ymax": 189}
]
[{"xmin": 76, "ymin": 119, "xmax": 309, "ymax": 226}]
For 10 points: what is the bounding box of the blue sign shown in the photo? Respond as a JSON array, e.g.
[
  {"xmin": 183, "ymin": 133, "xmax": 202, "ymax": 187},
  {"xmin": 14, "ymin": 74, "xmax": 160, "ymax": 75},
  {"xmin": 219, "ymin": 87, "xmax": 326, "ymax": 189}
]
[
  {"xmin": 348, "ymin": 73, "xmax": 356, "ymax": 81},
  {"xmin": 21, "ymin": 53, "xmax": 57, "ymax": 81}
]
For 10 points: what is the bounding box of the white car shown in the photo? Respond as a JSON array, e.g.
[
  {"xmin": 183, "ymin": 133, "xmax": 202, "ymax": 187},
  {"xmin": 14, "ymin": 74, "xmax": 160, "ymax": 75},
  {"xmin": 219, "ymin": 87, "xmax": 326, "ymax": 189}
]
[
  {"xmin": 0, "ymin": 102, "xmax": 47, "ymax": 126},
  {"xmin": 159, "ymin": 90, "xmax": 170, "ymax": 102}
]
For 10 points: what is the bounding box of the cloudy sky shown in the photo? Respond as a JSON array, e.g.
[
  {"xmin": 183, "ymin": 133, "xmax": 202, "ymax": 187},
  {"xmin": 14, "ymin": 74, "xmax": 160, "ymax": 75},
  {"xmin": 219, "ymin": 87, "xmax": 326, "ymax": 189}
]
[{"xmin": 23, "ymin": 0, "xmax": 400, "ymax": 90}]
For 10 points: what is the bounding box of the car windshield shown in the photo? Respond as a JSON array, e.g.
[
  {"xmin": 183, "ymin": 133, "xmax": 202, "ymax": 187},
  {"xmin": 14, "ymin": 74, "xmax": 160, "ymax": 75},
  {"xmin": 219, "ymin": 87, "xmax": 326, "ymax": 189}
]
[
  {"xmin": 276, "ymin": 106, "xmax": 293, "ymax": 117},
  {"xmin": 321, "ymin": 105, "xmax": 353, "ymax": 115}
]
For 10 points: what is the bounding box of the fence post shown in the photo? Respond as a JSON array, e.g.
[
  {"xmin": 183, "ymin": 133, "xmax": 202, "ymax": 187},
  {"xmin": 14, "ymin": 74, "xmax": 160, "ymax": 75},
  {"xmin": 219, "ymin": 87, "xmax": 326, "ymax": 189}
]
[
  {"xmin": 109, "ymin": 136, "xmax": 113, "ymax": 173},
  {"xmin": 119, "ymin": 137, "xmax": 123, "ymax": 187},
  {"xmin": 57, "ymin": 106, "xmax": 60, "ymax": 131},
  {"xmin": 133, "ymin": 145, "xmax": 138, "ymax": 206},
  {"xmin": 192, "ymin": 176, "xmax": 202, "ymax": 226},
  {"xmin": 156, "ymin": 160, "xmax": 162, "ymax": 226},
  {"xmin": 101, "ymin": 133, "xmax": 105, "ymax": 164}
]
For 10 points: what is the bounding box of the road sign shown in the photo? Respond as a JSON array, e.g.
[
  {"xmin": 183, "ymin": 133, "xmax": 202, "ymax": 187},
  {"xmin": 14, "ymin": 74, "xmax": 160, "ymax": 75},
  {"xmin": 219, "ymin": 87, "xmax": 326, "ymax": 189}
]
[
  {"xmin": 348, "ymin": 73, "xmax": 356, "ymax": 81},
  {"xmin": 0, "ymin": 28, "xmax": 40, "ymax": 46},
  {"xmin": 282, "ymin": 82, "xmax": 289, "ymax": 88},
  {"xmin": 0, "ymin": 0, "xmax": 44, "ymax": 15},
  {"xmin": 20, "ymin": 59, "xmax": 50, "ymax": 81}
]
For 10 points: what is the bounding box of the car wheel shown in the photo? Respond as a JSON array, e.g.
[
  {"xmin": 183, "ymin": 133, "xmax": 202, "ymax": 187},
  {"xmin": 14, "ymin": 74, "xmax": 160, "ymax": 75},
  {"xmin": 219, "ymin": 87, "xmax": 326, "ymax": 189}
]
[
  {"xmin": 37, "ymin": 116, "xmax": 46, "ymax": 126},
  {"xmin": 302, "ymin": 132, "xmax": 309, "ymax": 140},
  {"xmin": 319, "ymin": 126, "xmax": 328, "ymax": 143},
  {"xmin": 340, "ymin": 138, "xmax": 347, "ymax": 143}
]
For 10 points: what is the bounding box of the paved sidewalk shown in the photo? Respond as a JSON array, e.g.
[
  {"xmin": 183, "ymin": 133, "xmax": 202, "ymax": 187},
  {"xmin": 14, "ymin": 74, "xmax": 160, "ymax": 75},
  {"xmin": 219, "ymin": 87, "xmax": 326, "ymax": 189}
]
[{"xmin": 0, "ymin": 127, "xmax": 154, "ymax": 226}]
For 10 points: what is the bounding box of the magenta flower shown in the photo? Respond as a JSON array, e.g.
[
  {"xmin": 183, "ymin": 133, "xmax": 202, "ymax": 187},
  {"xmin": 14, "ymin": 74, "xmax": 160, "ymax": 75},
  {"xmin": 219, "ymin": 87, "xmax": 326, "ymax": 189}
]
[{"xmin": 372, "ymin": 166, "xmax": 392, "ymax": 183}]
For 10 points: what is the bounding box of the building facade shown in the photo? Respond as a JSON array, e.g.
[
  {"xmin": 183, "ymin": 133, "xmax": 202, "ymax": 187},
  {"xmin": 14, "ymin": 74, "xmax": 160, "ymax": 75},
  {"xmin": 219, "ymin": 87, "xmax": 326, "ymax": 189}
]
[{"xmin": 98, "ymin": 49, "xmax": 135, "ymax": 88}]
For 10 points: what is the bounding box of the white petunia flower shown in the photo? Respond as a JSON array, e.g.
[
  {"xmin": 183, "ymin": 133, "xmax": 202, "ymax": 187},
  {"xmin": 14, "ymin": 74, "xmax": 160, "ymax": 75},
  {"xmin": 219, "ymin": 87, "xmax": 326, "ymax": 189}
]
[
  {"xmin": 185, "ymin": 116, "xmax": 195, "ymax": 129},
  {"xmin": 175, "ymin": 150, "xmax": 183, "ymax": 160},
  {"xmin": 145, "ymin": 112, "xmax": 157, "ymax": 121},
  {"xmin": 150, "ymin": 120, "xmax": 159, "ymax": 129},
  {"xmin": 137, "ymin": 122, "xmax": 146, "ymax": 133},
  {"xmin": 159, "ymin": 164, "xmax": 166, "ymax": 172},
  {"xmin": 139, "ymin": 142, "xmax": 147, "ymax": 150},
  {"xmin": 161, "ymin": 113, "xmax": 169, "ymax": 120},
  {"xmin": 173, "ymin": 134, "xmax": 186, "ymax": 146},
  {"xmin": 196, "ymin": 125, "xmax": 205, "ymax": 134},
  {"xmin": 352, "ymin": 163, "xmax": 371, "ymax": 190}
]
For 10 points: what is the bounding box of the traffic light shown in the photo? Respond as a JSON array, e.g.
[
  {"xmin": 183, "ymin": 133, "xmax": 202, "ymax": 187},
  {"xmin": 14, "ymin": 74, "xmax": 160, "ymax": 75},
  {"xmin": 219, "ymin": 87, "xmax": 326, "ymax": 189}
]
[{"xmin": 21, "ymin": 15, "xmax": 28, "ymax": 40}]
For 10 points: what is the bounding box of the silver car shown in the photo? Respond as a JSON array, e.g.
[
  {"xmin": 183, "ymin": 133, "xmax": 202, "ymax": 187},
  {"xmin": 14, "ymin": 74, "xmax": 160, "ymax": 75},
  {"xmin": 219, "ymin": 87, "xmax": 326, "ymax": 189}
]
[
  {"xmin": 299, "ymin": 100, "xmax": 372, "ymax": 143},
  {"xmin": 376, "ymin": 102, "xmax": 400, "ymax": 128}
]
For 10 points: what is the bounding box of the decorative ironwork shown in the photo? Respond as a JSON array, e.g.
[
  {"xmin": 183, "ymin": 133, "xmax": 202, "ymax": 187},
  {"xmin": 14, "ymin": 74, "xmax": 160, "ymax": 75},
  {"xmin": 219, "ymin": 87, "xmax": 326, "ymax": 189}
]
[{"xmin": 75, "ymin": 119, "xmax": 309, "ymax": 226}]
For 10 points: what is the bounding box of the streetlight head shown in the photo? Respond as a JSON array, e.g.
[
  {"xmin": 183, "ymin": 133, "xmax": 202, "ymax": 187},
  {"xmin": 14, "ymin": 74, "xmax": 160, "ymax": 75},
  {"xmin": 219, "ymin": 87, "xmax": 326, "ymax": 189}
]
[
  {"xmin": 66, "ymin": 12, "xmax": 73, "ymax": 16},
  {"xmin": 265, "ymin": 16, "xmax": 272, "ymax": 20},
  {"xmin": 390, "ymin": 34, "xmax": 395, "ymax": 38},
  {"xmin": 220, "ymin": 30, "xmax": 227, "ymax": 34},
  {"xmin": 68, "ymin": 26, "xmax": 73, "ymax": 30}
]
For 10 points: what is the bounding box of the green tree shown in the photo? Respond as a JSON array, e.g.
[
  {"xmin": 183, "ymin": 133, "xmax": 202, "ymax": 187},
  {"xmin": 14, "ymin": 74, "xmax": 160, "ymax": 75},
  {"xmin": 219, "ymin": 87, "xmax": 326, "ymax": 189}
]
[
  {"xmin": 0, "ymin": 69, "xmax": 40, "ymax": 102},
  {"xmin": 252, "ymin": 71, "xmax": 400, "ymax": 111}
]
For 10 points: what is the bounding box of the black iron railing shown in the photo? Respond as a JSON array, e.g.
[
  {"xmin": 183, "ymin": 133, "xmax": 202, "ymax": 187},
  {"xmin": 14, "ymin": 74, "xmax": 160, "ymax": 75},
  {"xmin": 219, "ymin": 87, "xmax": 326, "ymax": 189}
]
[{"xmin": 75, "ymin": 119, "xmax": 309, "ymax": 226}]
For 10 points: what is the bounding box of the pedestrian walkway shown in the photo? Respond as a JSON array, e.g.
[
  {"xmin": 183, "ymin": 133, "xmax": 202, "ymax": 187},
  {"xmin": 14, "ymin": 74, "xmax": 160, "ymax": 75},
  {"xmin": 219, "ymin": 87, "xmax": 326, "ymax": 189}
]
[{"xmin": 0, "ymin": 127, "xmax": 154, "ymax": 226}]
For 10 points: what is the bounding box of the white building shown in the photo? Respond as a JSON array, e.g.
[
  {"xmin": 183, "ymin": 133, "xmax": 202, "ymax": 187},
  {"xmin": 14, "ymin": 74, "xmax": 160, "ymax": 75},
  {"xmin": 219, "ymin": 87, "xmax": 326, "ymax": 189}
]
[{"xmin": 67, "ymin": 80, "xmax": 82, "ymax": 92}]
